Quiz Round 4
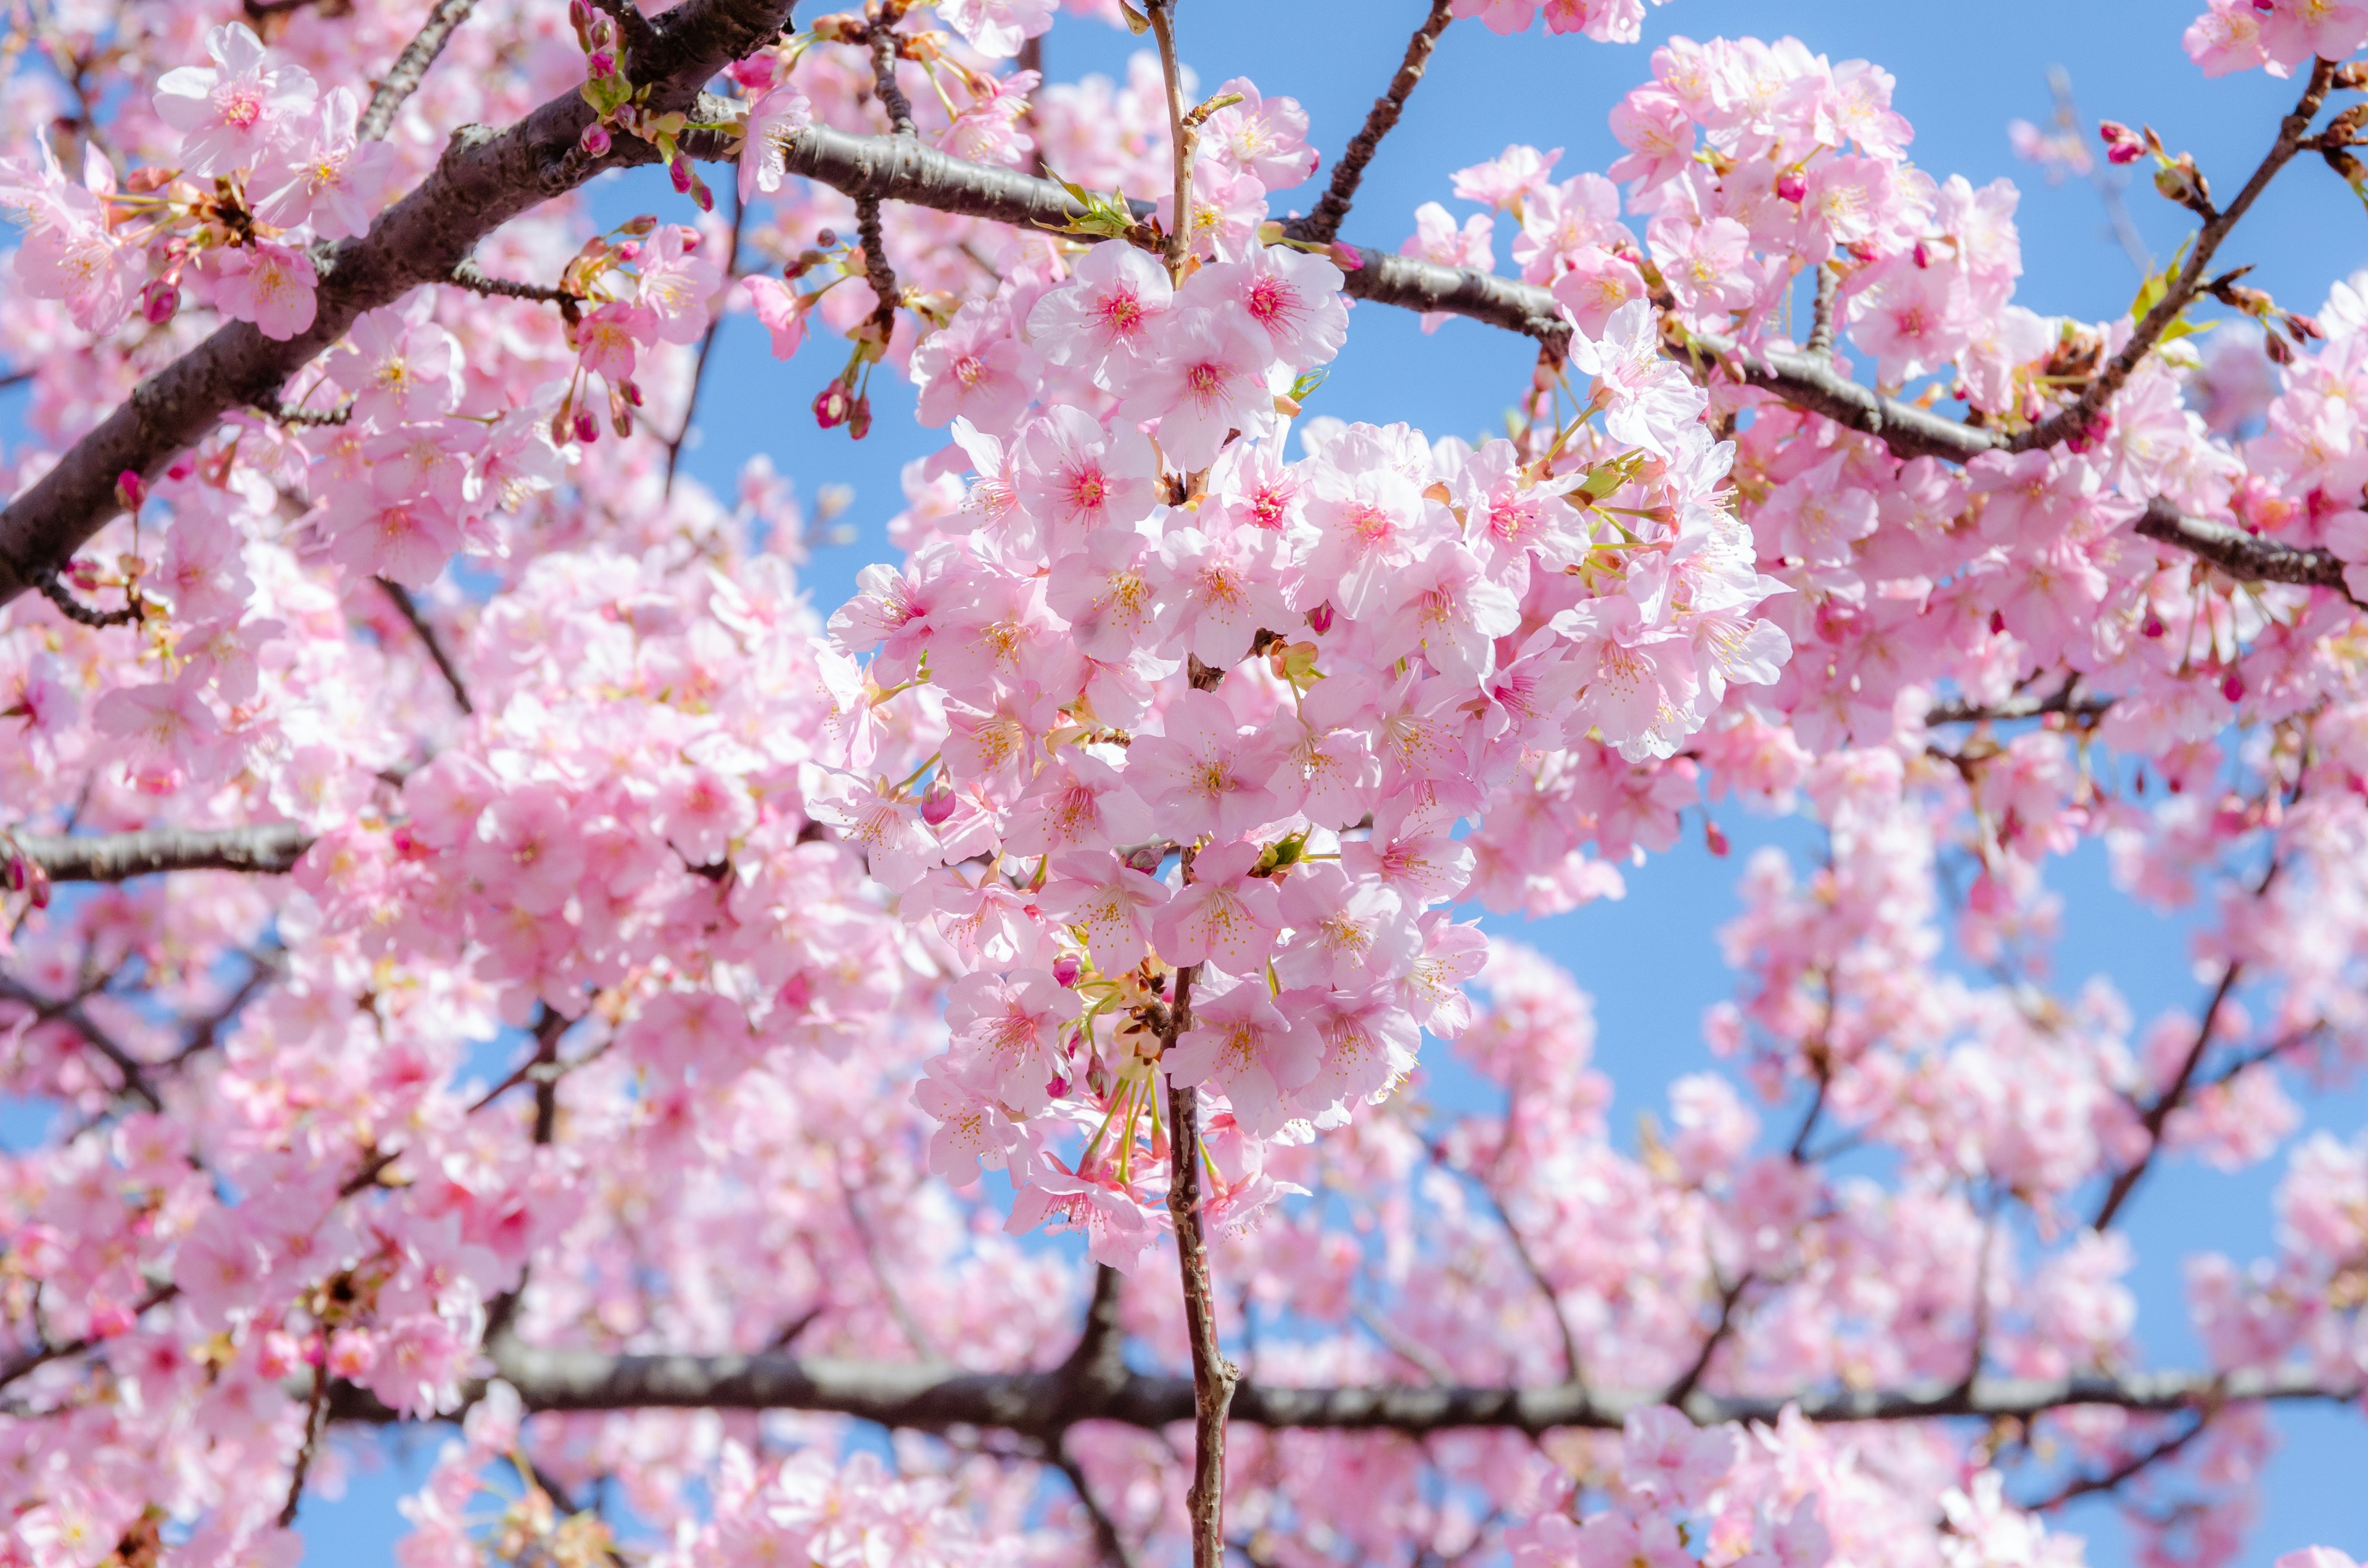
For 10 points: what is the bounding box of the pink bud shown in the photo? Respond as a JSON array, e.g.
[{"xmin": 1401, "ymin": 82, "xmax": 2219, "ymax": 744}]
[
  {"xmin": 1703, "ymin": 819, "xmax": 1730, "ymax": 858},
  {"xmin": 919, "ymin": 784, "xmax": 958, "ymax": 826},
  {"xmin": 1330, "ymin": 242, "xmax": 1364, "ymax": 271},
  {"xmin": 1045, "ymin": 1075, "xmax": 1071, "ymax": 1100},
  {"xmin": 813, "ymin": 383, "xmax": 850, "ymax": 429},
  {"xmin": 669, "ymin": 156, "xmax": 693, "ymax": 195},
  {"xmin": 2142, "ymin": 613, "xmax": 2166, "ymax": 638},
  {"xmin": 139, "ymin": 278, "xmax": 179, "ymax": 324},
  {"xmin": 1051, "ymin": 954, "xmax": 1083, "ymax": 987},
  {"xmin": 573, "ymin": 409, "xmax": 600, "ymax": 444},
  {"xmin": 1307, "ymin": 601, "xmax": 1334, "ymax": 635},
  {"xmin": 1774, "ymin": 169, "xmax": 1807, "ymax": 203},
  {"xmin": 580, "ymin": 122, "xmax": 613, "ymax": 157},
  {"xmin": 116, "ymin": 470, "xmax": 146, "ymax": 512},
  {"xmin": 2222, "ymin": 670, "xmax": 2246, "ymax": 703},
  {"xmin": 588, "ymin": 47, "xmax": 617, "ymax": 76},
  {"xmin": 569, "ymin": 0, "xmax": 591, "ymax": 24},
  {"xmin": 847, "ymin": 393, "xmax": 873, "ymax": 440}
]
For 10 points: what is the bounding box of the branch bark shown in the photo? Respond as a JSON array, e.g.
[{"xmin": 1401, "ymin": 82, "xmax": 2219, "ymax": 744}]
[
  {"xmin": 2014, "ymin": 59, "xmax": 2337, "ymax": 453},
  {"xmin": 323, "ymin": 1345, "xmax": 2358, "ymax": 1437},
  {"xmin": 9, "ymin": 823, "xmax": 313, "ymax": 881},
  {"xmin": 1296, "ymin": 0, "xmax": 1455, "ymax": 245},
  {"xmin": 357, "ymin": 0, "xmax": 484, "ymax": 142},
  {"xmin": 0, "ymin": 0, "xmax": 797, "ymax": 610}
]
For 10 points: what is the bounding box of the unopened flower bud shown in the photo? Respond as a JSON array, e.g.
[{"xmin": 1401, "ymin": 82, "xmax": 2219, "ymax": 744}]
[
  {"xmin": 2143, "ymin": 612, "xmax": 2166, "ymax": 638},
  {"xmin": 1307, "ymin": 601, "xmax": 1334, "ymax": 635},
  {"xmin": 2222, "ymin": 670, "xmax": 2246, "ymax": 702},
  {"xmin": 140, "ymin": 278, "xmax": 179, "ymax": 324},
  {"xmin": 588, "ymin": 47, "xmax": 617, "ymax": 77},
  {"xmin": 574, "ymin": 409, "xmax": 601, "ymax": 444},
  {"xmin": 1051, "ymin": 954, "xmax": 1083, "ymax": 987},
  {"xmin": 580, "ymin": 122, "xmax": 613, "ymax": 157},
  {"xmin": 1774, "ymin": 168, "xmax": 1807, "ymax": 203},
  {"xmin": 2098, "ymin": 120, "xmax": 2144, "ymax": 165},
  {"xmin": 815, "ymin": 228, "xmax": 838, "ymax": 249},
  {"xmin": 669, "ymin": 155, "xmax": 693, "ymax": 194},
  {"xmin": 812, "ymin": 382, "xmax": 850, "ymax": 429},
  {"xmin": 919, "ymin": 784, "xmax": 958, "ymax": 826},
  {"xmin": 847, "ymin": 393, "xmax": 873, "ymax": 440},
  {"xmin": 116, "ymin": 470, "xmax": 147, "ymax": 512}
]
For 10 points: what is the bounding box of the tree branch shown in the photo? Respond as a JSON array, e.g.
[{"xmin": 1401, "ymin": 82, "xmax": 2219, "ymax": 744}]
[
  {"xmin": 377, "ymin": 577, "xmax": 475, "ymax": 714},
  {"xmin": 2025, "ymin": 1409, "xmax": 2214, "ymax": 1512},
  {"xmin": 1164, "ymin": 971, "xmax": 1236, "ymax": 1568},
  {"xmin": 1296, "ymin": 0, "xmax": 1454, "ymax": 245},
  {"xmin": 357, "ymin": 0, "xmax": 484, "ymax": 142},
  {"xmin": 2015, "ymin": 59, "xmax": 2337, "ymax": 452},
  {"xmin": 325, "ymin": 1347, "xmax": 2358, "ymax": 1437},
  {"xmin": 9, "ymin": 823, "xmax": 313, "ymax": 881},
  {"xmin": 0, "ymin": 972, "xmax": 164, "ymax": 1112},
  {"xmin": 0, "ymin": 0, "xmax": 798, "ymax": 611}
]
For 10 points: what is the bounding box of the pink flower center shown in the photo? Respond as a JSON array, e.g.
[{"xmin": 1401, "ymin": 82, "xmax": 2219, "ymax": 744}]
[{"xmin": 214, "ymin": 82, "xmax": 266, "ymax": 131}]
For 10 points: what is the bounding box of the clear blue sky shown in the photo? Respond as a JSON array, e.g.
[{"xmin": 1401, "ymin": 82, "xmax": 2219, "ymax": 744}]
[{"xmin": 7, "ymin": 0, "xmax": 2363, "ymax": 1560}]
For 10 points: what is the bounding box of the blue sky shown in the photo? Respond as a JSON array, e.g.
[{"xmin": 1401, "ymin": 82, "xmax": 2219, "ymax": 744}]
[{"xmin": 9, "ymin": 0, "xmax": 2366, "ymax": 1560}]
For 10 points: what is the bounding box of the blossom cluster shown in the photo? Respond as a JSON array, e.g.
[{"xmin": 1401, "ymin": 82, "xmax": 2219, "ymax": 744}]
[{"xmin": 7, "ymin": 1, "xmax": 2368, "ymax": 1567}]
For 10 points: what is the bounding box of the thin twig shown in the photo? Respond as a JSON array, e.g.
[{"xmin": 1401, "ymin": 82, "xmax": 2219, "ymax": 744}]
[
  {"xmin": 0, "ymin": 973, "xmax": 163, "ymax": 1112},
  {"xmin": 664, "ymin": 185, "xmax": 747, "ymax": 495},
  {"xmin": 1661, "ymin": 1268, "xmax": 1753, "ymax": 1406},
  {"xmin": 1164, "ymin": 964, "xmax": 1237, "ymax": 1568},
  {"xmin": 2047, "ymin": 66, "xmax": 2152, "ymax": 277},
  {"xmin": 2016, "ymin": 59, "xmax": 2336, "ymax": 451},
  {"xmin": 358, "ymin": 0, "xmax": 484, "ymax": 142},
  {"xmin": 1144, "ymin": 0, "xmax": 1193, "ymax": 271},
  {"xmin": 376, "ymin": 577, "xmax": 475, "ymax": 715},
  {"xmin": 2092, "ymin": 856, "xmax": 2280, "ymax": 1229},
  {"xmin": 868, "ymin": 4, "xmax": 918, "ymax": 137},
  {"xmin": 1297, "ymin": 0, "xmax": 1454, "ymax": 244},
  {"xmin": 448, "ymin": 258, "xmax": 577, "ymax": 308},
  {"xmin": 1053, "ymin": 1442, "xmax": 1140, "ymax": 1568},
  {"xmin": 2025, "ymin": 1410, "xmax": 2214, "ymax": 1511},
  {"xmin": 279, "ymin": 1360, "xmax": 333, "ymax": 1526}
]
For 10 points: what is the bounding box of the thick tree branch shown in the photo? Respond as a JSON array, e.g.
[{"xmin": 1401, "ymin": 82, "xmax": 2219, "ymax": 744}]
[
  {"xmin": 1296, "ymin": 0, "xmax": 1454, "ymax": 245},
  {"xmin": 326, "ymin": 1347, "xmax": 2358, "ymax": 1437},
  {"xmin": 9, "ymin": 823, "xmax": 313, "ymax": 881},
  {"xmin": 0, "ymin": 0, "xmax": 798, "ymax": 610}
]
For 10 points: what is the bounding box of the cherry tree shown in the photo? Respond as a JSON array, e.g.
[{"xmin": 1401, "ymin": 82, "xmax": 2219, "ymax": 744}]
[{"xmin": 3, "ymin": 0, "xmax": 2368, "ymax": 1566}]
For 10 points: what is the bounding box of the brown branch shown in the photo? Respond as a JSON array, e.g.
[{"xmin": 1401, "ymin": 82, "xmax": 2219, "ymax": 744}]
[
  {"xmin": 0, "ymin": 972, "xmax": 164, "ymax": 1112},
  {"xmin": 377, "ymin": 577, "xmax": 475, "ymax": 714},
  {"xmin": 358, "ymin": 0, "xmax": 485, "ymax": 142},
  {"xmin": 1145, "ymin": 0, "xmax": 1193, "ymax": 272},
  {"xmin": 1661, "ymin": 1268, "xmax": 1752, "ymax": 1407},
  {"xmin": 2092, "ymin": 858, "xmax": 2277, "ymax": 1230},
  {"xmin": 1164, "ymin": 967, "xmax": 1236, "ymax": 1568},
  {"xmin": 2132, "ymin": 496, "xmax": 2353, "ymax": 595},
  {"xmin": 326, "ymin": 1347, "xmax": 2357, "ymax": 1437},
  {"xmin": 0, "ymin": 0, "xmax": 797, "ymax": 611},
  {"xmin": 279, "ymin": 1360, "xmax": 333, "ymax": 1526},
  {"xmin": 867, "ymin": 4, "xmax": 918, "ymax": 138},
  {"xmin": 448, "ymin": 257, "xmax": 577, "ymax": 307},
  {"xmin": 1053, "ymin": 1442, "xmax": 1140, "ymax": 1568},
  {"xmin": 2025, "ymin": 1410, "xmax": 2214, "ymax": 1512},
  {"xmin": 1296, "ymin": 0, "xmax": 1454, "ymax": 245},
  {"xmin": 664, "ymin": 187, "xmax": 746, "ymax": 495},
  {"xmin": 0, "ymin": 1283, "xmax": 177, "ymax": 1394},
  {"xmin": 1803, "ymin": 263, "xmax": 1838, "ymax": 361},
  {"xmin": 10, "ymin": 823, "xmax": 313, "ymax": 881},
  {"xmin": 2016, "ymin": 60, "xmax": 2337, "ymax": 452}
]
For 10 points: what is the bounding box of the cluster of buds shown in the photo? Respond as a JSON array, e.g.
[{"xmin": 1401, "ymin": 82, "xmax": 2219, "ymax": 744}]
[
  {"xmin": 2207, "ymin": 265, "xmax": 2326, "ymax": 365},
  {"xmin": 570, "ymin": 0, "xmax": 726, "ymax": 209}
]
